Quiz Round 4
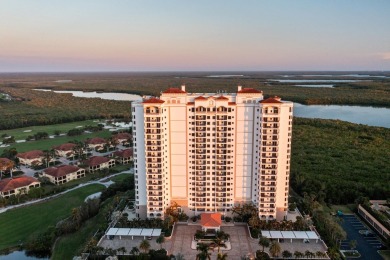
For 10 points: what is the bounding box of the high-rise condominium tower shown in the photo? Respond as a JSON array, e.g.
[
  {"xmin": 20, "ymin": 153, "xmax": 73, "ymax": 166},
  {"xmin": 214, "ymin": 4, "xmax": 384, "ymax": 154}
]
[{"xmin": 132, "ymin": 86, "xmax": 293, "ymax": 221}]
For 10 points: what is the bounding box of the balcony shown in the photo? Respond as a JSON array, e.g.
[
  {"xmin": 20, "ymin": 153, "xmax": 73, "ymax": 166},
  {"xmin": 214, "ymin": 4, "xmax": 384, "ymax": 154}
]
[
  {"xmin": 146, "ymin": 135, "xmax": 161, "ymax": 140},
  {"xmin": 146, "ymin": 152, "xmax": 161, "ymax": 157},
  {"xmin": 147, "ymin": 164, "xmax": 162, "ymax": 168},
  {"xmin": 261, "ymin": 187, "xmax": 276, "ymax": 192},
  {"xmin": 148, "ymin": 192, "xmax": 163, "ymax": 196},
  {"xmin": 146, "ymin": 141, "xmax": 161, "ymax": 146},
  {"xmin": 196, "ymin": 138, "xmax": 206, "ymax": 143},
  {"xmin": 148, "ymin": 186, "xmax": 162, "ymax": 191},
  {"xmin": 147, "ymin": 158, "xmax": 161, "ymax": 163},
  {"xmin": 261, "ymin": 182, "xmax": 276, "ymax": 187},
  {"xmin": 146, "ymin": 129, "xmax": 161, "ymax": 134},
  {"xmin": 146, "ymin": 147, "xmax": 161, "ymax": 152},
  {"xmin": 148, "ymin": 181, "xmax": 162, "ymax": 185},
  {"xmin": 145, "ymin": 118, "xmax": 160, "ymax": 122},
  {"xmin": 196, "ymin": 127, "xmax": 206, "ymax": 131},
  {"xmin": 217, "ymin": 138, "xmax": 227, "ymax": 143},
  {"xmin": 145, "ymin": 109, "xmax": 160, "ymax": 114},
  {"xmin": 263, "ymin": 117, "xmax": 279, "ymax": 122},
  {"xmin": 196, "ymin": 122, "xmax": 206, "ymax": 126},
  {"xmin": 196, "ymin": 193, "xmax": 207, "ymax": 197},
  {"xmin": 148, "ymin": 197, "xmax": 162, "ymax": 201}
]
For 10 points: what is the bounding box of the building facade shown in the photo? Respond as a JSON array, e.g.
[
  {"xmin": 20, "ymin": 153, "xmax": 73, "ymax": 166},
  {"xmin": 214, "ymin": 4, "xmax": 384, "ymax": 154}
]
[{"xmin": 132, "ymin": 86, "xmax": 293, "ymax": 220}]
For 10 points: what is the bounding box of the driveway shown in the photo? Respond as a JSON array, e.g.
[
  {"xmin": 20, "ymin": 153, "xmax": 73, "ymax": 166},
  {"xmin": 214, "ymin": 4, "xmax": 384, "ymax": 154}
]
[{"xmin": 340, "ymin": 214, "xmax": 383, "ymax": 260}]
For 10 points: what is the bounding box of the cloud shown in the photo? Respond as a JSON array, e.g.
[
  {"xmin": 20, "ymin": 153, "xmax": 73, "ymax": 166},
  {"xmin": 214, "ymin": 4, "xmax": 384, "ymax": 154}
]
[{"xmin": 382, "ymin": 52, "xmax": 390, "ymax": 60}]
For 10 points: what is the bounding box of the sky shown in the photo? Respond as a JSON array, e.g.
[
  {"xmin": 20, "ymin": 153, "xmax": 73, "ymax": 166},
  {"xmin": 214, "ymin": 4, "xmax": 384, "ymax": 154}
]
[{"xmin": 1, "ymin": 0, "xmax": 390, "ymax": 72}]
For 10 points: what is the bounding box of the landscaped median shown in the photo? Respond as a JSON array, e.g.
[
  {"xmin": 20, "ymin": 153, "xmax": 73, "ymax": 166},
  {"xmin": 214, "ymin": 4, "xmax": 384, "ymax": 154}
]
[{"xmin": 0, "ymin": 184, "xmax": 105, "ymax": 253}]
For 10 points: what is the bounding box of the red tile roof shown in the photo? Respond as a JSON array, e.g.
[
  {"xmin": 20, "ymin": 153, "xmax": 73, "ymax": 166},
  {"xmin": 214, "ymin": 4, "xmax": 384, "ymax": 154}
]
[
  {"xmin": 44, "ymin": 165, "xmax": 82, "ymax": 178},
  {"xmin": 228, "ymin": 102, "xmax": 236, "ymax": 105},
  {"xmin": 114, "ymin": 132, "xmax": 132, "ymax": 140},
  {"xmin": 194, "ymin": 96, "xmax": 207, "ymax": 100},
  {"xmin": 237, "ymin": 88, "xmax": 262, "ymax": 94},
  {"xmin": 260, "ymin": 97, "xmax": 282, "ymax": 104},
  {"xmin": 86, "ymin": 137, "xmax": 106, "ymax": 145},
  {"xmin": 162, "ymin": 88, "xmax": 186, "ymax": 94},
  {"xmin": 201, "ymin": 213, "xmax": 222, "ymax": 227},
  {"xmin": 0, "ymin": 176, "xmax": 40, "ymax": 192},
  {"xmin": 113, "ymin": 149, "xmax": 133, "ymax": 158},
  {"xmin": 215, "ymin": 96, "xmax": 229, "ymax": 100},
  {"xmin": 143, "ymin": 97, "xmax": 165, "ymax": 104},
  {"xmin": 54, "ymin": 143, "xmax": 76, "ymax": 151},
  {"xmin": 84, "ymin": 156, "xmax": 112, "ymax": 167},
  {"xmin": 16, "ymin": 150, "xmax": 44, "ymax": 159},
  {"xmin": 187, "ymin": 102, "xmax": 195, "ymax": 105}
]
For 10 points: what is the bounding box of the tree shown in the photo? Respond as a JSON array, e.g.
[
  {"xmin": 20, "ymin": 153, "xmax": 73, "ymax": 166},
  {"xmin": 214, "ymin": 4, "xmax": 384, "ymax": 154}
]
[
  {"xmin": 117, "ymin": 246, "xmax": 126, "ymax": 255},
  {"xmin": 0, "ymin": 158, "xmax": 14, "ymax": 179},
  {"xmin": 130, "ymin": 246, "xmax": 139, "ymax": 255},
  {"xmin": 139, "ymin": 239, "xmax": 150, "ymax": 253},
  {"xmin": 294, "ymin": 251, "xmax": 303, "ymax": 259},
  {"xmin": 269, "ymin": 241, "xmax": 281, "ymax": 257},
  {"xmin": 282, "ymin": 250, "xmax": 292, "ymax": 258},
  {"xmin": 156, "ymin": 235, "xmax": 165, "ymax": 249},
  {"xmin": 196, "ymin": 243, "xmax": 210, "ymax": 260},
  {"xmin": 213, "ymin": 231, "xmax": 230, "ymax": 254},
  {"xmin": 259, "ymin": 236, "xmax": 270, "ymax": 252},
  {"xmin": 349, "ymin": 240, "xmax": 357, "ymax": 250},
  {"xmin": 217, "ymin": 252, "xmax": 228, "ymax": 260},
  {"xmin": 42, "ymin": 149, "xmax": 54, "ymax": 168}
]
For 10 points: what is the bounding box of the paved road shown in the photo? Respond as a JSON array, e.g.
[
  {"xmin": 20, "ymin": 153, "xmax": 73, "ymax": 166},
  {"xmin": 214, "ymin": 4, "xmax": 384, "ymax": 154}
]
[
  {"xmin": 0, "ymin": 169, "xmax": 133, "ymax": 214},
  {"xmin": 340, "ymin": 214, "xmax": 383, "ymax": 260}
]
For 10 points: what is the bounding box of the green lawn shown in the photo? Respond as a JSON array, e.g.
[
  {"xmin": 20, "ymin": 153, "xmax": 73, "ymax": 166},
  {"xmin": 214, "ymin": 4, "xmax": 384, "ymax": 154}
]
[
  {"xmin": 110, "ymin": 173, "xmax": 131, "ymax": 182},
  {"xmin": 0, "ymin": 184, "xmax": 105, "ymax": 251},
  {"xmin": 0, "ymin": 130, "xmax": 112, "ymax": 153},
  {"xmin": 0, "ymin": 119, "xmax": 102, "ymax": 141},
  {"xmin": 330, "ymin": 204, "xmax": 355, "ymax": 214},
  {"xmin": 51, "ymin": 198, "xmax": 113, "ymax": 260}
]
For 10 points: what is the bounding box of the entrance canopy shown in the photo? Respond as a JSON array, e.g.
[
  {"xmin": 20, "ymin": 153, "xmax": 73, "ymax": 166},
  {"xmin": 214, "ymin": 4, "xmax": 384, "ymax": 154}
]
[
  {"xmin": 261, "ymin": 230, "xmax": 320, "ymax": 243},
  {"xmin": 106, "ymin": 228, "xmax": 162, "ymax": 239},
  {"xmin": 201, "ymin": 213, "xmax": 222, "ymax": 232}
]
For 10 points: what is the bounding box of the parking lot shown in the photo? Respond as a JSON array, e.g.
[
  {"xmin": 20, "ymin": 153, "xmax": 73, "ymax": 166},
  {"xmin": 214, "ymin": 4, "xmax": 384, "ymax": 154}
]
[{"xmin": 340, "ymin": 214, "xmax": 383, "ymax": 260}]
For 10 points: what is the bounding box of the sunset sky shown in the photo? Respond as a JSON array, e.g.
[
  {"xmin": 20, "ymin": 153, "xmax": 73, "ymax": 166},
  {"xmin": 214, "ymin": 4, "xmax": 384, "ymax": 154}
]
[{"xmin": 1, "ymin": 0, "xmax": 389, "ymax": 72}]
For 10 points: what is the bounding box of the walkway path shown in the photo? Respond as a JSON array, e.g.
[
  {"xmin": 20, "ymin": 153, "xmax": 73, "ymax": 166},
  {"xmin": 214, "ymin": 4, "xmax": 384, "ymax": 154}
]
[{"xmin": 0, "ymin": 169, "xmax": 133, "ymax": 214}]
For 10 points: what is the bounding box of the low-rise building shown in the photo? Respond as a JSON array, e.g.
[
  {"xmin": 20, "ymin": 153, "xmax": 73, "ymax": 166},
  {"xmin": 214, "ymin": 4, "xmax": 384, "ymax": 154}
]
[
  {"xmin": 113, "ymin": 132, "xmax": 132, "ymax": 145},
  {"xmin": 53, "ymin": 143, "xmax": 77, "ymax": 158},
  {"xmin": 42, "ymin": 165, "xmax": 86, "ymax": 185},
  {"xmin": 16, "ymin": 150, "xmax": 45, "ymax": 166},
  {"xmin": 0, "ymin": 176, "xmax": 41, "ymax": 198},
  {"xmin": 83, "ymin": 156, "xmax": 115, "ymax": 172},
  {"xmin": 112, "ymin": 149, "xmax": 133, "ymax": 164},
  {"xmin": 85, "ymin": 137, "xmax": 107, "ymax": 151}
]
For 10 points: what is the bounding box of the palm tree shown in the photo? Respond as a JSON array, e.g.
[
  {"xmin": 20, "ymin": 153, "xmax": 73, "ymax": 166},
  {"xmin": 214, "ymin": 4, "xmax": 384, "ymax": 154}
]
[
  {"xmin": 196, "ymin": 243, "xmax": 210, "ymax": 260},
  {"xmin": 156, "ymin": 235, "xmax": 165, "ymax": 249},
  {"xmin": 117, "ymin": 246, "xmax": 126, "ymax": 255},
  {"xmin": 213, "ymin": 231, "xmax": 230, "ymax": 254},
  {"xmin": 294, "ymin": 251, "xmax": 303, "ymax": 259},
  {"xmin": 304, "ymin": 250, "xmax": 312, "ymax": 258},
  {"xmin": 217, "ymin": 252, "xmax": 228, "ymax": 260},
  {"xmin": 43, "ymin": 149, "xmax": 54, "ymax": 168},
  {"xmin": 282, "ymin": 250, "xmax": 292, "ymax": 258},
  {"xmin": 269, "ymin": 241, "xmax": 281, "ymax": 257},
  {"xmin": 259, "ymin": 236, "xmax": 270, "ymax": 252},
  {"xmin": 139, "ymin": 239, "xmax": 150, "ymax": 253},
  {"xmin": 130, "ymin": 246, "xmax": 139, "ymax": 255},
  {"xmin": 349, "ymin": 240, "xmax": 357, "ymax": 250}
]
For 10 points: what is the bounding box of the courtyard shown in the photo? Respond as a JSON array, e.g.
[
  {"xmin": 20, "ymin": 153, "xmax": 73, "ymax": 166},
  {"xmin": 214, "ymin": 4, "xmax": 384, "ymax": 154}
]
[{"xmin": 99, "ymin": 223, "xmax": 329, "ymax": 258}]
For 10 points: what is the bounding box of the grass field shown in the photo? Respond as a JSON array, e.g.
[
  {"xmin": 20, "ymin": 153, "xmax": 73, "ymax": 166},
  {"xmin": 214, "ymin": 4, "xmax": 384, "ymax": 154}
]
[
  {"xmin": 51, "ymin": 197, "xmax": 113, "ymax": 260},
  {"xmin": 110, "ymin": 173, "xmax": 131, "ymax": 182},
  {"xmin": 0, "ymin": 184, "xmax": 105, "ymax": 251},
  {"xmin": 0, "ymin": 119, "xmax": 102, "ymax": 141},
  {"xmin": 330, "ymin": 204, "xmax": 355, "ymax": 214},
  {"xmin": 0, "ymin": 130, "xmax": 112, "ymax": 154}
]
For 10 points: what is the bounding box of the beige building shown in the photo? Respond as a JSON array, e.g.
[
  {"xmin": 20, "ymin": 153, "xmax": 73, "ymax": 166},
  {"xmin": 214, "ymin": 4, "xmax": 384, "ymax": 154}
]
[
  {"xmin": 132, "ymin": 86, "xmax": 293, "ymax": 220},
  {"xmin": 42, "ymin": 165, "xmax": 86, "ymax": 185},
  {"xmin": 53, "ymin": 143, "xmax": 77, "ymax": 158},
  {"xmin": 16, "ymin": 150, "xmax": 45, "ymax": 166},
  {"xmin": 0, "ymin": 176, "xmax": 40, "ymax": 198},
  {"xmin": 83, "ymin": 156, "xmax": 115, "ymax": 172}
]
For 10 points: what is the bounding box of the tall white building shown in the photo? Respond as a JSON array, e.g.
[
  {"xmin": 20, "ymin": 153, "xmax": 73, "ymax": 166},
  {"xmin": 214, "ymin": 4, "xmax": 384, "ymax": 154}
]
[{"xmin": 132, "ymin": 86, "xmax": 293, "ymax": 221}]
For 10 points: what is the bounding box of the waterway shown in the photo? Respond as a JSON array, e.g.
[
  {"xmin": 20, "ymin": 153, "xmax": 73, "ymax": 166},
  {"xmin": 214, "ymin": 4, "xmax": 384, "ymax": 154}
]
[
  {"xmin": 34, "ymin": 89, "xmax": 390, "ymax": 128},
  {"xmin": 0, "ymin": 251, "xmax": 48, "ymax": 260}
]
